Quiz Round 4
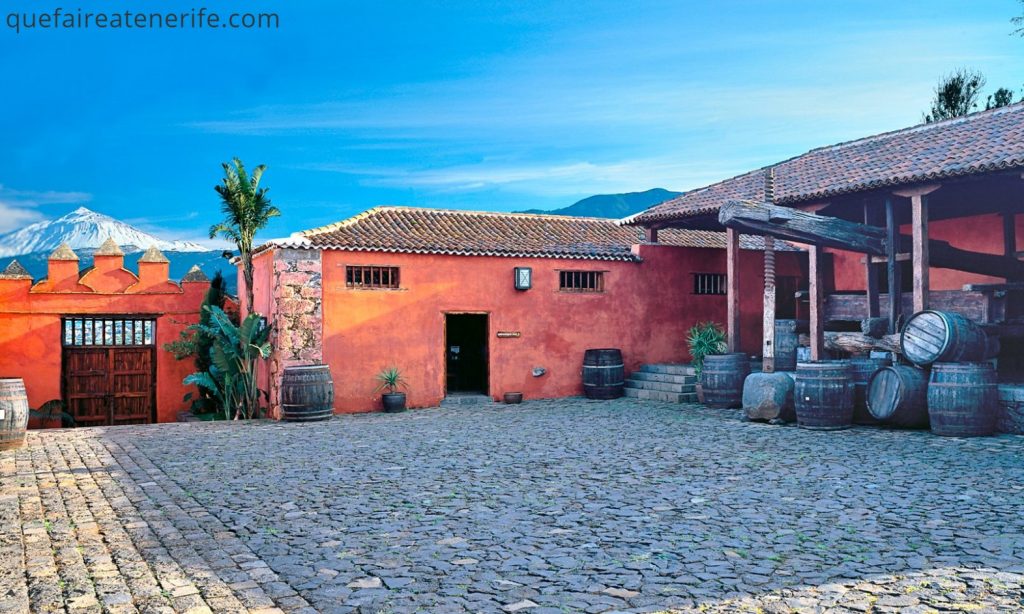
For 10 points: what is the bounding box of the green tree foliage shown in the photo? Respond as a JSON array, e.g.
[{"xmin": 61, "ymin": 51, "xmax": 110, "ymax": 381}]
[
  {"xmin": 184, "ymin": 306, "xmax": 273, "ymax": 420},
  {"xmin": 210, "ymin": 159, "xmax": 280, "ymax": 315},
  {"xmin": 986, "ymin": 87, "xmax": 1015, "ymax": 110},
  {"xmin": 924, "ymin": 69, "xmax": 986, "ymax": 122},
  {"xmin": 163, "ymin": 271, "xmax": 231, "ymax": 415}
]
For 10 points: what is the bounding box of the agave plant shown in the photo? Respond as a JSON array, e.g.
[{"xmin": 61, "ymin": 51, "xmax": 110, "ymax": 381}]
[
  {"xmin": 184, "ymin": 306, "xmax": 273, "ymax": 420},
  {"xmin": 373, "ymin": 366, "xmax": 408, "ymax": 394},
  {"xmin": 687, "ymin": 321, "xmax": 727, "ymax": 377}
]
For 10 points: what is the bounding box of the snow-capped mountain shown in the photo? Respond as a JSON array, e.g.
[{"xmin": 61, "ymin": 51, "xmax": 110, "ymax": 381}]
[{"xmin": 0, "ymin": 206, "xmax": 208, "ymax": 257}]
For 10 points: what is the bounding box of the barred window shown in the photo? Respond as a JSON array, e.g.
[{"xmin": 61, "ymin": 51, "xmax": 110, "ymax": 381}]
[
  {"xmin": 693, "ymin": 273, "xmax": 727, "ymax": 295},
  {"xmin": 346, "ymin": 265, "xmax": 400, "ymax": 289},
  {"xmin": 63, "ymin": 317, "xmax": 155, "ymax": 347},
  {"xmin": 559, "ymin": 270, "xmax": 604, "ymax": 293}
]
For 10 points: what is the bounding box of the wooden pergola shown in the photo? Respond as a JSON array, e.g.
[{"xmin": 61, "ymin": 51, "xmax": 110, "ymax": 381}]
[{"xmin": 716, "ymin": 170, "xmax": 1024, "ymax": 361}]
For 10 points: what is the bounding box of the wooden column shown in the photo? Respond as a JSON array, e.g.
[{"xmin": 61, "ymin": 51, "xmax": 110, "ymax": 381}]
[
  {"xmin": 863, "ymin": 201, "xmax": 881, "ymax": 318},
  {"xmin": 726, "ymin": 227, "xmax": 741, "ymax": 353},
  {"xmin": 808, "ymin": 243, "xmax": 825, "ymax": 361},
  {"xmin": 1004, "ymin": 213, "xmax": 1017, "ymax": 279},
  {"xmin": 885, "ymin": 197, "xmax": 901, "ymax": 334},
  {"xmin": 762, "ymin": 235, "xmax": 776, "ymax": 373},
  {"xmin": 895, "ymin": 185, "xmax": 940, "ymax": 314}
]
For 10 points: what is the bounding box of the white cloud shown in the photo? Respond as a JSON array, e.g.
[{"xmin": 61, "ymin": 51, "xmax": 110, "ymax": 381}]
[
  {"xmin": 0, "ymin": 201, "xmax": 46, "ymax": 233},
  {"xmin": 0, "ymin": 184, "xmax": 92, "ymax": 206}
]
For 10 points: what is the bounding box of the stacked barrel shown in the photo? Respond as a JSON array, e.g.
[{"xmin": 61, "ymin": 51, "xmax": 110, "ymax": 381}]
[{"xmin": 899, "ymin": 310, "xmax": 997, "ymax": 437}]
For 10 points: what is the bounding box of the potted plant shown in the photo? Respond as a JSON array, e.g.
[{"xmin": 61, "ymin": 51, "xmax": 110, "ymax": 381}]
[
  {"xmin": 375, "ymin": 366, "xmax": 408, "ymax": 412},
  {"xmin": 687, "ymin": 322, "xmax": 727, "ymax": 404}
]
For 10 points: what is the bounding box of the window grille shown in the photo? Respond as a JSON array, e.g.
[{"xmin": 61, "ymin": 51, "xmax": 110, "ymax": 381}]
[
  {"xmin": 693, "ymin": 273, "xmax": 727, "ymax": 295},
  {"xmin": 559, "ymin": 270, "xmax": 604, "ymax": 293},
  {"xmin": 63, "ymin": 317, "xmax": 155, "ymax": 347},
  {"xmin": 346, "ymin": 265, "xmax": 400, "ymax": 289}
]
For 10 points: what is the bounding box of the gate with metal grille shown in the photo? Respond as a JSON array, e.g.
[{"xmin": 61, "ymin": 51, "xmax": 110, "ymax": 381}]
[{"xmin": 61, "ymin": 316, "xmax": 156, "ymax": 426}]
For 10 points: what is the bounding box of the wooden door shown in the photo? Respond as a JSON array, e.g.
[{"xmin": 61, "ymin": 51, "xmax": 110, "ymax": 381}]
[{"xmin": 62, "ymin": 317, "xmax": 156, "ymax": 426}]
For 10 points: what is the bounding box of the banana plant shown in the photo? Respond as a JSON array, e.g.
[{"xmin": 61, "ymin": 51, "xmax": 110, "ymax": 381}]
[{"xmin": 184, "ymin": 306, "xmax": 272, "ymax": 420}]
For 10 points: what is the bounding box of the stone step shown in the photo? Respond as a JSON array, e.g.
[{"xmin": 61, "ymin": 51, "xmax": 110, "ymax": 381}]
[
  {"xmin": 623, "ymin": 387, "xmax": 699, "ymax": 403},
  {"xmin": 629, "ymin": 371, "xmax": 698, "ymax": 385},
  {"xmin": 638, "ymin": 363, "xmax": 696, "ymax": 376},
  {"xmin": 441, "ymin": 394, "xmax": 496, "ymax": 407},
  {"xmin": 624, "ymin": 379, "xmax": 696, "ymax": 394}
]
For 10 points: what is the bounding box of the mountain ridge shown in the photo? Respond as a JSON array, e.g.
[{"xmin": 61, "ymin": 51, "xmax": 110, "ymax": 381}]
[
  {"xmin": 0, "ymin": 206, "xmax": 207, "ymax": 258},
  {"xmin": 516, "ymin": 188, "xmax": 681, "ymax": 218}
]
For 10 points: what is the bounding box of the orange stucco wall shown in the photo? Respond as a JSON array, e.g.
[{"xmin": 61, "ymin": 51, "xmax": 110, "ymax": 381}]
[
  {"xmin": 273, "ymin": 244, "xmax": 803, "ymax": 413},
  {"xmin": 0, "ymin": 255, "xmax": 209, "ymax": 424},
  {"xmin": 830, "ymin": 213, "xmax": 1022, "ymax": 291}
]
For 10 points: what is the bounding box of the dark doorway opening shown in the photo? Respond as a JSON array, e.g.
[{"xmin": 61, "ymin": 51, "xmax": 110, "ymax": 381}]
[{"xmin": 445, "ymin": 313, "xmax": 488, "ymax": 394}]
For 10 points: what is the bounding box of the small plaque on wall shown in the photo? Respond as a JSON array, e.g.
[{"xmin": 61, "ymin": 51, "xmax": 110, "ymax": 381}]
[{"xmin": 496, "ymin": 331, "xmax": 521, "ymax": 338}]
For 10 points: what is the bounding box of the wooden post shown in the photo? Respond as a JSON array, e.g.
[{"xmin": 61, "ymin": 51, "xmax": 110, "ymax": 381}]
[
  {"xmin": 885, "ymin": 197, "xmax": 901, "ymax": 334},
  {"xmin": 808, "ymin": 243, "xmax": 825, "ymax": 361},
  {"xmin": 645, "ymin": 226, "xmax": 659, "ymax": 243},
  {"xmin": 894, "ymin": 185, "xmax": 940, "ymax": 314},
  {"xmin": 1004, "ymin": 213, "xmax": 1017, "ymax": 280},
  {"xmin": 864, "ymin": 201, "xmax": 880, "ymax": 318},
  {"xmin": 763, "ymin": 235, "xmax": 776, "ymax": 373},
  {"xmin": 726, "ymin": 227, "xmax": 741, "ymax": 353}
]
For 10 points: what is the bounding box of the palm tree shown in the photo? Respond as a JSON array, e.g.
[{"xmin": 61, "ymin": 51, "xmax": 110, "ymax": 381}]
[{"xmin": 210, "ymin": 158, "xmax": 280, "ymax": 314}]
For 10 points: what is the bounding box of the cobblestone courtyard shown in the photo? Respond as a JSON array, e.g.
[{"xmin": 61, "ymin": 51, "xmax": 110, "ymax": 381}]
[{"xmin": 2, "ymin": 398, "xmax": 1023, "ymax": 613}]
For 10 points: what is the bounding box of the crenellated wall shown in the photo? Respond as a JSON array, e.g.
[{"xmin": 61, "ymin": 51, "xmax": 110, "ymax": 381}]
[{"xmin": 0, "ymin": 242, "xmax": 210, "ymax": 424}]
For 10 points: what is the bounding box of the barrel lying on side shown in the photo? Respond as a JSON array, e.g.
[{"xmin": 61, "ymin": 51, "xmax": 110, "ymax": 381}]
[
  {"xmin": 701, "ymin": 353, "xmax": 750, "ymax": 409},
  {"xmin": 849, "ymin": 356, "xmax": 891, "ymax": 425},
  {"xmin": 866, "ymin": 365, "xmax": 929, "ymax": 428},
  {"xmin": 927, "ymin": 362, "xmax": 996, "ymax": 437},
  {"xmin": 281, "ymin": 365, "xmax": 335, "ymax": 422},
  {"xmin": 0, "ymin": 378, "xmax": 30, "ymax": 450},
  {"xmin": 583, "ymin": 349, "xmax": 624, "ymax": 400},
  {"xmin": 901, "ymin": 310, "xmax": 992, "ymax": 366},
  {"xmin": 795, "ymin": 360, "xmax": 854, "ymax": 430}
]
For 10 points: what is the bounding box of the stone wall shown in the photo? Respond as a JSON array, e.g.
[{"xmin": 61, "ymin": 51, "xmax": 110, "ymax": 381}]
[{"xmin": 267, "ymin": 248, "xmax": 324, "ymax": 418}]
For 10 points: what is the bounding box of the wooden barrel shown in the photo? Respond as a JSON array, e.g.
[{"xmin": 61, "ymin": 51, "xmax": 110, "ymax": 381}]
[
  {"xmin": 927, "ymin": 362, "xmax": 996, "ymax": 437},
  {"xmin": 866, "ymin": 365, "xmax": 929, "ymax": 428},
  {"xmin": 849, "ymin": 357, "xmax": 891, "ymax": 425},
  {"xmin": 281, "ymin": 365, "xmax": 335, "ymax": 422},
  {"xmin": 773, "ymin": 320, "xmax": 799, "ymax": 372},
  {"xmin": 701, "ymin": 353, "xmax": 750, "ymax": 409},
  {"xmin": 901, "ymin": 310, "xmax": 990, "ymax": 366},
  {"xmin": 583, "ymin": 349, "xmax": 624, "ymax": 399},
  {"xmin": 0, "ymin": 378, "xmax": 30, "ymax": 450},
  {"xmin": 795, "ymin": 360, "xmax": 854, "ymax": 430}
]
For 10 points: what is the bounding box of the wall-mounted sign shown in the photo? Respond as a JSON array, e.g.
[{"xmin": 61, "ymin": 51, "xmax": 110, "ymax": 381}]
[
  {"xmin": 496, "ymin": 331, "xmax": 521, "ymax": 338},
  {"xmin": 514, "ymin": 267, "xmax": 532, "ymax": 291}
]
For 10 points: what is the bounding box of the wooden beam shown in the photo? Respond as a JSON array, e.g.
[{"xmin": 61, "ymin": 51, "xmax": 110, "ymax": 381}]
[
  {"xmin": 911, "ymin": 193, "xmax": 929, "ymax": 313},
  {"xmin": 886, "ymin": 198, "xmax": 901, "ymax": 334},
  {"xmin": 762, "ymin": 235, "xmax": 776, "ymax": 373},
  {"xmin": 808, "ymin": 244, "xmax": 825, "ymax": 361},
  {"xmin": 719, "ymin": 199, "xmax": 1024, "ymax": 279},
  {"xmin": 864, "ymin": 201, "xmax": 881, "ymax": 318},
  {"xmin": 726, "ymin": 227, "xmax": 741, "ymax": 353},
  {"xmin": 644, "ymin": 226, "xmax": 659, "ymax": 243},
  {"xmin": 719, "ymin": 199, "xmax": 887, "ymax": 254},
  {"xmin": 1004, "ymin": 213, "xmax": 1017, "ymax": 284}
]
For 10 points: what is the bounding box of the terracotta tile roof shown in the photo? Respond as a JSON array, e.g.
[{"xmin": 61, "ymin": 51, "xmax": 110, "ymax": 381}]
[
  {"xmin": 263, "ymin": 207, "xmax": 791, "ymax": 261},
  {"xmin": 629, "ymin": 102, "xmax": 1024, "ymax": 224}
]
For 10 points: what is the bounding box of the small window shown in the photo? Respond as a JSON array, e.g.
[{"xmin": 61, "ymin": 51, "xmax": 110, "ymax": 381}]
[
  {"xmin": 693, "ymin": 273, "xmax": 727, "ymax": 295},
  {"xmin": 346, "ymin": 265, "xmax": 400, "ymax": 289},
  {"xmin": 63, "ymin": 317, "xmax": 155, "ymax": 347},
  {"xmin": 559, "ymin": 270, "xmax": 604, "ymax": 293}
]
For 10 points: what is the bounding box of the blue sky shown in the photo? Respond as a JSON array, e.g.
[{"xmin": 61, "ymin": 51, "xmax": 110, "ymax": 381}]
[{"xmin": 1, "ymin": 0, "xmax": 1021, "ymax": 244}]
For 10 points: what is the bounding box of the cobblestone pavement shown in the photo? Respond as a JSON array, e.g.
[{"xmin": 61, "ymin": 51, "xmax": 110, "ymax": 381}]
[{"xmin": 2, "ymin": 398, "xmax": 1024, "ymax": 613}]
